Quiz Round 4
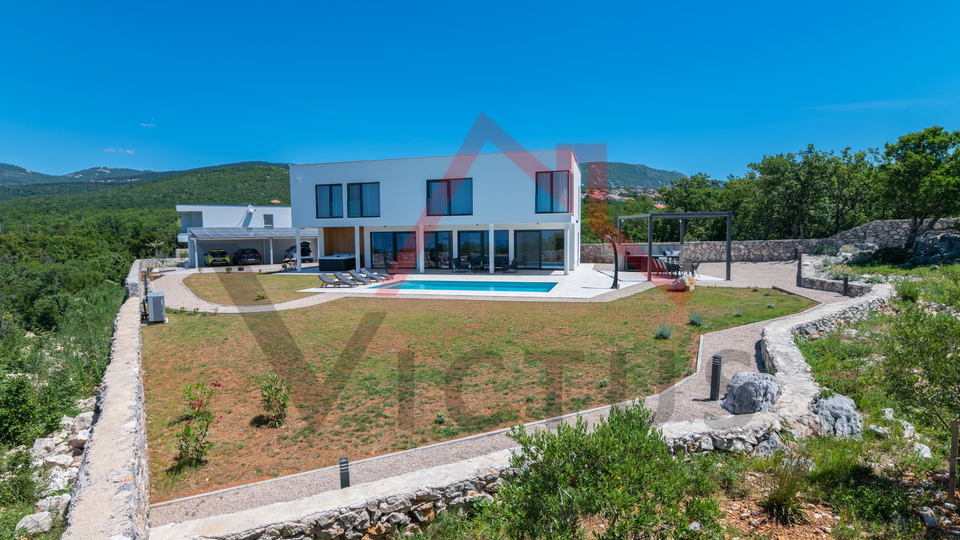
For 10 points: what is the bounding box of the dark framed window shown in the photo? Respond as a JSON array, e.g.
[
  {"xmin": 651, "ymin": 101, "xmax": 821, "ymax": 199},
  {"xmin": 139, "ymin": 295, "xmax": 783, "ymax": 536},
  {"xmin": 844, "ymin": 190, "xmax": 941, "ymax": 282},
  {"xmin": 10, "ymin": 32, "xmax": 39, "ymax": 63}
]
[
  {"xmin": 371, "ymin": 231, "xmax": 416, "ymax": 268},
  {"xmin": 316, "ymin": 184, "xmax": 343, "ymax": 218},
  {"xmin": 457, "ymin": 230, "xmax": 508, "ymax": 261},
  {"xmin": 427, "ymin": 178, "xmax": 473, "ymax": 216},
  {"xmin": 515, "ymin": 229, "xmax": 564, "ymax": 269},
  {"xmin": 347, "ymin": 182, "xmax": 380, "ymax": 218},
  {"xmin": 535, "ymin": 171, "xmax": 570, "ymax": 213}
]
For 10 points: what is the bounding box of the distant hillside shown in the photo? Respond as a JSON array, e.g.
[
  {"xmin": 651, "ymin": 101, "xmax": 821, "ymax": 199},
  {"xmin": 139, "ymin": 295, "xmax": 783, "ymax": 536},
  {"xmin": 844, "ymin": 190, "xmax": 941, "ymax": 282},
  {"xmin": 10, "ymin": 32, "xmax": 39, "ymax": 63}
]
[
  {"xmin": 0, "ymin": 160, "xmax": 290, "ymax": 187},
  {"xmin": 579, "ymin": 162, "xmax": 685, "ymax": 190},
  {"xmin": 0, "ymin": 166, "xmax": 290, "ymax": 233},
  {"xmin": 63, "ymin": 166, "xmax": 147, "ymax": 181},
  {"xmin": 0, "ymin": 164, "xmax": 60, "ymax": 185}
]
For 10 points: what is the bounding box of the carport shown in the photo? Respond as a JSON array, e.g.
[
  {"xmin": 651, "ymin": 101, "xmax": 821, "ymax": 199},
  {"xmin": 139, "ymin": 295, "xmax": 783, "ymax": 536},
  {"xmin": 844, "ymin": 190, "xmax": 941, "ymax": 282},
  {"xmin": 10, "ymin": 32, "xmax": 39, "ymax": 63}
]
[
  {"xmin": 185, "ymin": 227, "xmax": 321, "ymax": 269},
  {"xmin": 616, "ymin": 212, "xmax": 733, "ymax": 281}
]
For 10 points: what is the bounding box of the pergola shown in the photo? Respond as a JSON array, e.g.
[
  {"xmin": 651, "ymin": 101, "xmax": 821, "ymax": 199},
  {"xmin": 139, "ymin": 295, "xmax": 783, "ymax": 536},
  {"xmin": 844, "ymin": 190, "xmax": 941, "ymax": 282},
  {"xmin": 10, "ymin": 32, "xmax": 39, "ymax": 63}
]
[{"xmin": 616, "ymin": 211, "xmax": 733, "ymax": 281}]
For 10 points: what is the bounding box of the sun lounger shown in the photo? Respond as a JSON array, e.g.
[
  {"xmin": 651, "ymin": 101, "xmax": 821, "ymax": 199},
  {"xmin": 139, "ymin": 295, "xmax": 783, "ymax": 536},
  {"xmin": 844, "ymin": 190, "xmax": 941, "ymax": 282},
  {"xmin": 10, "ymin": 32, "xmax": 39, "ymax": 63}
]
[
  {"xmin": 319, "ymin": 274, "xmax": 355, "ymax": 288},
  {"xmin": 334, "ymin": 272, "xmax": 366, "ymax": 286},
  {"xmin": 347, "ymin": 269, "xmax": 379, "ymax": 283},
  {"xmin": 360, "ymin": 267, "xmax": 392, "ymax": 280}
]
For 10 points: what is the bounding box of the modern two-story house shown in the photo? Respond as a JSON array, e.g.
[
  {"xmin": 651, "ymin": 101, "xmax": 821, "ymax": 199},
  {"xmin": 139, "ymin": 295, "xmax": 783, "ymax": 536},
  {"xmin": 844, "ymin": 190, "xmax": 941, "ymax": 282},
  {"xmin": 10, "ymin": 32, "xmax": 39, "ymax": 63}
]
[{"xmin": 288, "ymin": 149, "xmax": 581, "ymax": 274}]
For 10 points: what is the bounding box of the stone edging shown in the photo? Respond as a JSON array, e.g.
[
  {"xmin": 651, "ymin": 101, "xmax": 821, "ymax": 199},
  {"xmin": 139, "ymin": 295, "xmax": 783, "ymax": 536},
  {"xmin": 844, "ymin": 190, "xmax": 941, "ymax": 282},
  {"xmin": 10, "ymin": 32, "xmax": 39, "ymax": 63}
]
[
  {"xmin": 797, "ymin": 255, "xmax": 872, "ymax": 297},
  {"xmin": 61, "ymin": 293, "xmax": 150, "ymax": 539},
  {"xmin": 658, "ymin": 283, "xmax": 893, "ymax": 455}
]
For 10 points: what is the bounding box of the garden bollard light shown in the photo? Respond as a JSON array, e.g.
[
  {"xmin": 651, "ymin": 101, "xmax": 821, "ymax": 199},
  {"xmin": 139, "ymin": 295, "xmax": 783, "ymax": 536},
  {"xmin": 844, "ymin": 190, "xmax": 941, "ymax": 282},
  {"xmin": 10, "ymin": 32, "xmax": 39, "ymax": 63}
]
[
  {"xmin": 710, "ymin": 355, "xmax": 722, "ymax": 401},
  {"xmin": 842, "ymin": 274, "xmax": 849, "ymax": 296},
  {"xmin": 339, "ymin": 457, "xmax": 350, "ymax": 489}
]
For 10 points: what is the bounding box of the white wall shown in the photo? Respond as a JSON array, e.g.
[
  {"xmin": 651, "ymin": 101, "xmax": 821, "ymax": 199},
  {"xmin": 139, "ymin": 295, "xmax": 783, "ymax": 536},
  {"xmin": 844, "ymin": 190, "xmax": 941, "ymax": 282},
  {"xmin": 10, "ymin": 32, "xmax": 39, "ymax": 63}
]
[
  {"xmin": 176, "ymin": 205, "xmax": 292, "ymax": 231},
  {"xmin": 289, "ymin": 150, "xmax": 580, "ymax": 230}
]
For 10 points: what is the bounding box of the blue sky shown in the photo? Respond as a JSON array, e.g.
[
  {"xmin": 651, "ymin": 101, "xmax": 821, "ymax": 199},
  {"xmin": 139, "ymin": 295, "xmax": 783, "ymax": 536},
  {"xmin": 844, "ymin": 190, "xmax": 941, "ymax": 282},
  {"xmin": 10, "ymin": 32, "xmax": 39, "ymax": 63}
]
[{"xmin": 1, "ymin": 1, "xmax": 958, "ymax": 179}]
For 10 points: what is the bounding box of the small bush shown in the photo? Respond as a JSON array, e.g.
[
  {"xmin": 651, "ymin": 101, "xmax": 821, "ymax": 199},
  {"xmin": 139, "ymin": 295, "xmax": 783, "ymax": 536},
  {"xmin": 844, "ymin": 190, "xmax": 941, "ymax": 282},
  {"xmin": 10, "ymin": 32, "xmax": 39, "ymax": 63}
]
[
  {"xmin": 733, "ymin": 310, "xmax": 742, "ymax": 317},
  {"xmin": 893, "ymin": 278, "xmax": 920, "ymax": 303},
  {"xmin": 655, "ymin": 325, "xmax": 671, "ymax": 339},
  {"xmin": 174, "ymin": 381, "xmax": 222, "ymax": 468},
  {"xmin": 827, "ymin": 264, "xmax": 857, "ymax": 281},
  {"xmin": 766, "ymin": 302, "xmax": 775, "ymax": 308},
  {"xmin": 811, "ymin": 245, "xmax": 840, "ymax": 256},
  {"xmin": 259, "ymin": 374, "xmax": 291, "ymax": 428},
  {"xmin": 864, "ymin": 275, "xmax": 885, "ymax": 284},
  {"xmin": 255, "ymin": 291, "xmax": 267, "ymax": 301},
  {"xmin": 688, "ymin": 313, "xmax": 704, "ymax": 326},
  {"xmin": 763, "ymin": 290, "xmax": 772, "ymax": 296},
  {"xmin": 434, "ymin": 411, "xmax": 447, "ymax": 425},
  {"xmin": 760, "ymin": 457, "xmax": 809, "ymax": 524},
  {"xmin": 872, "ymin": 246, "xmax": 913, "ymax": 265},
  {"xmin": 752, "ymin": 286, "xmax": 760, "ymax": 292},
  {"xmin": 0, "ymin": 448, "xmax": 43, "ymax": 505}
]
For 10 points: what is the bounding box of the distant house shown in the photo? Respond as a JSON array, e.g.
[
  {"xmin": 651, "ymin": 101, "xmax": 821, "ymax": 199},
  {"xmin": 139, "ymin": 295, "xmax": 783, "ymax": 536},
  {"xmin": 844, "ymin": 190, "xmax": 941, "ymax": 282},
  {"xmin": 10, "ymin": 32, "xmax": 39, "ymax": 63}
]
[
  {"xmin": 288, "ymin": 149, "xmax": 581, "ymax": 273},
  {"xmin": 176, "ymin": 204, "xmax": 316, "ymax": 268}
]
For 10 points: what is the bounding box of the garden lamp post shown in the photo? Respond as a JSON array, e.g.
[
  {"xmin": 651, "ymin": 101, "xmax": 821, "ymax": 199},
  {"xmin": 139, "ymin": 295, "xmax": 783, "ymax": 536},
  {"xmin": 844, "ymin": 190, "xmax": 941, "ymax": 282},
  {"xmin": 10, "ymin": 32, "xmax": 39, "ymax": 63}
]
[{"xmin": 601, "ymin": 234, "xmax": 619, "ymax": 289}]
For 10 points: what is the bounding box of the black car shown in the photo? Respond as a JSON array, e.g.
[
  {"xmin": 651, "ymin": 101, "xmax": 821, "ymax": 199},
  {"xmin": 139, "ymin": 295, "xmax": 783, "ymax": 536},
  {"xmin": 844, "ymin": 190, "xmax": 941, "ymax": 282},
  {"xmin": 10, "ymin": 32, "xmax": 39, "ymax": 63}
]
[{"xmin": 233, "ymin": 248, "xmax": 263, "ymax": 265}]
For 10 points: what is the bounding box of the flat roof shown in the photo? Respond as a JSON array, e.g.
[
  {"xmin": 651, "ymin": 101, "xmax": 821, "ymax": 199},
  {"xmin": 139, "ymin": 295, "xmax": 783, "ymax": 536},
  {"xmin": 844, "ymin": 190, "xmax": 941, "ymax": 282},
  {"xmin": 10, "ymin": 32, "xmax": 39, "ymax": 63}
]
[
  {"xmin": 291, "ymin": 148, "xmax": 578, "ymax": 168},
  {"xmin": 188, "ymin": 227, "xmax": 319, "ymax": 239}
]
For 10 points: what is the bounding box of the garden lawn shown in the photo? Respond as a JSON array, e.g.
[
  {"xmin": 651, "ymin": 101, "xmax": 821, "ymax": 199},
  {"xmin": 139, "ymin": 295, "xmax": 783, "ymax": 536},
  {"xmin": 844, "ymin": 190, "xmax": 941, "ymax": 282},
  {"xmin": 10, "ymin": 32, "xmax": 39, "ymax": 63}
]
[
  {"xmin": 180, "ymin": 272, "xmax": 319, "ymax": 306},
  {"xmin": 142, "ymin": 286, "xmax": 814, "ymax": 501}
]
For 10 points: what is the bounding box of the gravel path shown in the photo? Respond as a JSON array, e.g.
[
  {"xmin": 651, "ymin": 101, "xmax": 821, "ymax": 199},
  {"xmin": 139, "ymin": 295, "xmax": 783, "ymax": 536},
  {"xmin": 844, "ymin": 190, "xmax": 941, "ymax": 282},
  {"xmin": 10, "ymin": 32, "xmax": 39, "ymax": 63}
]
[{"xmin": 149, "ymin": 260, "xmax": 846, "ymax": 527}]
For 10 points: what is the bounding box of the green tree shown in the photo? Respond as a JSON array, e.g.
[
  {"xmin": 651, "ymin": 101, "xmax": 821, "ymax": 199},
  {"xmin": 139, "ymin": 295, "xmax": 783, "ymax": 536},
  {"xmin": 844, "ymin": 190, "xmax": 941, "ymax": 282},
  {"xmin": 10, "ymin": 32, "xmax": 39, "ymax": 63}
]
[
  {"xmin": 826, "ymin": 148, "xmax": 879, "ymax": 235},
  {"xmin": 880, "ymin": 126, "xmax": 960, "ymax": 248}
]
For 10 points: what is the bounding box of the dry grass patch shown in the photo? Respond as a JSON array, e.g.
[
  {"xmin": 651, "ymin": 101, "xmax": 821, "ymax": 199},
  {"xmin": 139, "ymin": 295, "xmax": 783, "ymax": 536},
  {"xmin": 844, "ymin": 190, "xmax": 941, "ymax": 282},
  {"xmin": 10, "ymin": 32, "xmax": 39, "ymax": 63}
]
[
  {"xmin": 181, "ymin": 272, "xmax": 320, "ymax": 306},
  {"xmin": 142, "ymin": 286, "xmax": 814, "ymax": 501}
]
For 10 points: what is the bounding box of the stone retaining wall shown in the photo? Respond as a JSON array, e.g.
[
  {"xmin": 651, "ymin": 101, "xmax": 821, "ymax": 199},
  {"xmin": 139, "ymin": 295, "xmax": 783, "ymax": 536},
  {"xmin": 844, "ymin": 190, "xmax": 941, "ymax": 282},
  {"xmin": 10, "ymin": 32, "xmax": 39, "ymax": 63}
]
[
  {"xmin": 150, "ymin": 450, "xmax": 512, "ymax": 540},
  {"xmin": 827, "ymin": 218, "xmax": 959, "ymax": 247},
  {"xmin": 61, "ymin": 262, "xmax": 150, "ymax": 540},
  {"xmin": 659, "ymin": 284, "xmax": 892, "ymax": 456},
  {"xmin": 797, "ymin": 255, "xmax": 873, "ymax": 297}
]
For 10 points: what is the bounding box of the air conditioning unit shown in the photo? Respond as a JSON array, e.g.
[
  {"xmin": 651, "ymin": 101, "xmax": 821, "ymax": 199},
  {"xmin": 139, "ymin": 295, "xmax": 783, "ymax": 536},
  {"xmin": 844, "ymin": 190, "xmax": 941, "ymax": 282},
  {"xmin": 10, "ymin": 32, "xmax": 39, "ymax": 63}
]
[{"xmin": 147, "ymin": 292, "xmax": 166, "ymax": 323}]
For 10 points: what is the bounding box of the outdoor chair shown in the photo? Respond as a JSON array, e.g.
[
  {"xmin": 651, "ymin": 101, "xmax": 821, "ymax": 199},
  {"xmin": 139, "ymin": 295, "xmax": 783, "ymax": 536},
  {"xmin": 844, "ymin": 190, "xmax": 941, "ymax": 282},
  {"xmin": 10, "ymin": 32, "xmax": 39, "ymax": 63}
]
[
  {"xmin": 452, "ymin": 259, "xmax": 469, "ymax": 273},
  {"xmin": 333, "ymin": 272, "xmax": 366, "ymax": 286},
  {"xmin": 319, "ymin": 274, "xmax": 355, "ymax": 288},
  {"xmin": 680, "ymin": 259, "xmax": 695, "ymax": 277},
  {"xmin": 690, "ymin": 259, "xmax": 701, "ymax": 277},
  {"xmin": 502, "ymin": 258, "xmax": 519, "ymax": 273},
  {"xmin": 360, "ymin": 267, "xmax": 392, "ymax": 280},
  {"xmin": 348, "ymin": 269, "xmax": 380, "ymax": 283}
]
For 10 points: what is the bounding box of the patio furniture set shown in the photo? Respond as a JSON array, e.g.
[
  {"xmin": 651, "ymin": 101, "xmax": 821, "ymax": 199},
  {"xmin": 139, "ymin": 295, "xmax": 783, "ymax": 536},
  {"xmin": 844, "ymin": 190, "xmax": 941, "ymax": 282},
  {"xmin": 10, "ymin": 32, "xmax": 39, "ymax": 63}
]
[{"xmin": 451, "ymin": 256, "xmax": 519, "ymax": 273}]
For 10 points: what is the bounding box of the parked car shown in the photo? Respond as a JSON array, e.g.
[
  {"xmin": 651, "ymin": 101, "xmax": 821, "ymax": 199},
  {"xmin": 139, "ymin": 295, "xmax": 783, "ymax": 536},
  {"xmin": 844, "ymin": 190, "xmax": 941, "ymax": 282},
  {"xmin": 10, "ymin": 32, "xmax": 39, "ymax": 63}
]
[
  {"xmin": 284, "ymin": 241, "xmax": 313, "ymax": 262},
  {"xmin": 204, "ymin": 249, "xmax": 230, "ymax": 266},
  {"xmin": 232, "ymin": 248, "xmax": 263, "ymax": 265}
]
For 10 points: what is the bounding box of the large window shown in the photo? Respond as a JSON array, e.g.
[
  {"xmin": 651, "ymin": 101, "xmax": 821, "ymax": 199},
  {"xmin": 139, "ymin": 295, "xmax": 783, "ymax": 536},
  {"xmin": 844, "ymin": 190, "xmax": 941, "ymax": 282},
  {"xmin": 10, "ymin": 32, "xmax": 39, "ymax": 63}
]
[
  {"xmin": 371, "ymin": 231, "xmax": 416, "ymax": 268},
  {"xmin": 515, "ymin": 229, "xmax": 564, "ymax": 269},
  {"xmin": 316, "ymin": 184, "xmax": 343, "ymax": 218},
  {"xmin": 347, "ymin": 182, "xmax": 380, "ymax": 218},
  {"xmin": 427, "ymin": 178, "xmax": 473, "ymax": 216},
  {"xmin": 424, "ymin": 231, "xmax": 452, "ymax": 268},
  {"xmin": 535, "ymin": 171, "xmax": 570, "ymax": 213},
  {"xmin": 457, "ymin": 230, "xmax": 508, "ymax": 262}
]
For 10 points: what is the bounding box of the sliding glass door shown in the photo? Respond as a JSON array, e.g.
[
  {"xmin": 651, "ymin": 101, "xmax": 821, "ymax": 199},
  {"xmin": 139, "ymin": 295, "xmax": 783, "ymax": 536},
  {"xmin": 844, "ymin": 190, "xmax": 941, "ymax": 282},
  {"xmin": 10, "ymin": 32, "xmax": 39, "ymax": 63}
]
[
  {"xmin": 370, "ymin": 232, "xmax": 417, "ymax": 268},
  {"xmin": 515, "ymin": 229, "xmax": 564, "ymax": 269},
  {"xmin": 424, "ymin": 231, "xmax": 451, "ymax": 268},
  {"xmin": 457, "ymin": 230, "xmax": 508, "ymax": 265}
]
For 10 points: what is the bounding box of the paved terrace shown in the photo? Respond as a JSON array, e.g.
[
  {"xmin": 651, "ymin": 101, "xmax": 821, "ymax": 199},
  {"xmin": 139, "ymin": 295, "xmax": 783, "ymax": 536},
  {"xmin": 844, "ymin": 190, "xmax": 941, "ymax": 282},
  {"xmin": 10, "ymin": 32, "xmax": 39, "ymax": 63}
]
[{"xmin": 149, "ymin": 261, "xmax": 845, "ymax": 526}]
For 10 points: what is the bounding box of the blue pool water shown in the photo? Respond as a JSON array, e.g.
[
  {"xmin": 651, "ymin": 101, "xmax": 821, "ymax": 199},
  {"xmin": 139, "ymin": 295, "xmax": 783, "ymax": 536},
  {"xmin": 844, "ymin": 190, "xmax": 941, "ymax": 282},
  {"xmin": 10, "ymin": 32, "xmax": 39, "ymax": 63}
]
[{"xmin": 373, "ymin": 280, "xmax": 557, "ymax": 293}]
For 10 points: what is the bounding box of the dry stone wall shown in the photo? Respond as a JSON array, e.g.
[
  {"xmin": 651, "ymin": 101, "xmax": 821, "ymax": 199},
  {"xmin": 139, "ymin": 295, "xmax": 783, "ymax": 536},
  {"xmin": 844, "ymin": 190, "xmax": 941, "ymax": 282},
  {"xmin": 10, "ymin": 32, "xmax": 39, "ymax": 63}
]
[
  {"xmin": 150, "ymin": 450, "xmax": 511, "ymax": 540},
  {"xmin": 61, "ymin": 263, "xmax": 150, "ymax": 540},
  {"xmin": 827, "ymin": 218, "xmax": 959, "ymax": 247}
]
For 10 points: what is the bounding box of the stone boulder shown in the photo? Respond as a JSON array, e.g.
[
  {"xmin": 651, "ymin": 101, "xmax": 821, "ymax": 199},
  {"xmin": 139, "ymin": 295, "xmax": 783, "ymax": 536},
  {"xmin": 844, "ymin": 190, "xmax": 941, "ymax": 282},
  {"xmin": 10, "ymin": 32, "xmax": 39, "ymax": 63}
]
[
  {"xmin": 15, "ymin": 512, "xmax": 52, "ymax": 534},
  {"xmin": 35, "ymin": 494, "xmax": 71, "ymax": 517},
  {"xmin": 754, "ymin": 432, "xmax": 788, "ymax": 456},
  {"xmin": 666, "ymin": 280, "xmax": 688, "ymax": 292},
  {"xmin": 813, "ymin": 394, "xmax": 862, "ymax": 437},
  {"xmin": 721, "ymin": 372, "xmax": 782, "ymax": 414},
  {"xmin": 71, "ymin": 412, "xmax": 94, "ymax": 434}
]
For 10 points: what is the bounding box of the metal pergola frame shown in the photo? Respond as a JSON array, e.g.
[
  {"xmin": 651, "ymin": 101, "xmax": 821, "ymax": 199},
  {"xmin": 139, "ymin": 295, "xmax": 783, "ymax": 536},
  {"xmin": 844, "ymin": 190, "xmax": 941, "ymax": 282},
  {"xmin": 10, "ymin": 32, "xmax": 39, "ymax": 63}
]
[{"xmin": 616, "ymin": 211, "xmax": 733, "ymax": 281}]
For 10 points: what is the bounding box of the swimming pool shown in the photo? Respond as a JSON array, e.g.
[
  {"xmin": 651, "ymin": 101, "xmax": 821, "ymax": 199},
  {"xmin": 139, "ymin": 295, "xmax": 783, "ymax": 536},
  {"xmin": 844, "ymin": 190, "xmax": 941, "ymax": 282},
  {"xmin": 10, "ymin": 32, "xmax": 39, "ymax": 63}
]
[{"xmin": 372, "ymin": 280, "xmax": 558, "ymax": 293}]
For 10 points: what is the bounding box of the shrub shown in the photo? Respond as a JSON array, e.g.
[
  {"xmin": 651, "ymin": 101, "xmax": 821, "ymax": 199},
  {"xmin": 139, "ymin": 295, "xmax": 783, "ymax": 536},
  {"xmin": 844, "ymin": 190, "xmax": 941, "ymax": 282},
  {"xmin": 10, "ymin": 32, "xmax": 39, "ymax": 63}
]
[
  {"xmin": 224, "ymin": 266, "xmax": 233, "ymax": 273},
  {"xmin": 174, "ymin": 381, "xmax": 221, "ymax": 468},
  {"xmin": 826, "ymin": 264, "xmax": 859, "ymax": 281},
  {"xmin": 766, "ymin": 302, "xmax": 775, "ymax": 308},
  {"xmin": 733, "ymin": 310, "xmax": 742, "ymax": 317},
  {"xmin": 434, "ymin": 411, "xmax": 447, "ymax": 425},
  {"xmin": 872, "ymin": 246, "xmax": 913, "ymax": 265},
  {"xmin": 688, "ymin": 313, "xmax": 704, "ymax": 326},
  {"xmin": 182, "ymin": 382, "xmax": 216, "ymax": 422},
  {"xmin": 259, "ymin": 373, "xmax": 291, "ymax": 428},
  {"xmin": 839, "ymin": 244, "xmax": 857, "ymax": 254},
  {"xmin": 655, "ymin": 325, "xmax": 671, "ymax": 339},
  {"xmin": 759, "ymin": 456, "xmax": 809, "ymax": 524},
  {"xmin": 864, "ymin": 275, "xmax": 885, "ymax": 284},
  {"xmin": 811, "ymin": 245, "xmax": 840, "ymax": 256},
  {"xmin": 499, "ymin": 401, "xmax": 721, "ymax": 539},
  {"xmin": 0, "ymin": 375, "xmax": 59, "ymax": 447},
  {"xmin": 763, "ymin": 290, "xmax": 771, "ymax": 296},
  {"xmin": 893, "ymin": 278, "xmax": 920, "ymax": 303},
  {"xmin": 255, "ymin": 291, "xmax": 267, "ymax": 301},
  {"xmin": 0, "ymin": 448, "xmax": 43, "ymax": 505}
]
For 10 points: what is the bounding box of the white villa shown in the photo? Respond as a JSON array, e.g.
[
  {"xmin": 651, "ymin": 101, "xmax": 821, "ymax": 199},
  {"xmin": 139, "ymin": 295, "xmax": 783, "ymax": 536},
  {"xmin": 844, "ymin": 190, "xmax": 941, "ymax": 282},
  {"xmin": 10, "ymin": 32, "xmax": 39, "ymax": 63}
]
[{"xmin": 288, "ymin": 149, "xmax": 582, "ymax": 274}]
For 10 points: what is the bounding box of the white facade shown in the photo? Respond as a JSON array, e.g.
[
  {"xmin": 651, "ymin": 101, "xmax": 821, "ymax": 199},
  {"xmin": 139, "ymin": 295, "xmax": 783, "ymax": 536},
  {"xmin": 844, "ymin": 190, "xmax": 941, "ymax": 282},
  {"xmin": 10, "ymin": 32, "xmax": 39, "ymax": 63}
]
[
  {"xmin": 177, "ymin": 204, "xmax": 291, "ymax": 242},
  {"xmin": 289, "ymin": 149, "xmax": 581, "ymax": 274}
]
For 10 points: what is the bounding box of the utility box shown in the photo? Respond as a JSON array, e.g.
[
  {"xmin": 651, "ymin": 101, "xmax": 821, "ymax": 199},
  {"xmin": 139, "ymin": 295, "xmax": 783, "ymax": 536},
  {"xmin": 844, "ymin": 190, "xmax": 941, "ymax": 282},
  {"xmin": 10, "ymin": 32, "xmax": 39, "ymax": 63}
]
[{"xmin": 147, "ymin": 292, "xmax": 165, "ymax": 323}]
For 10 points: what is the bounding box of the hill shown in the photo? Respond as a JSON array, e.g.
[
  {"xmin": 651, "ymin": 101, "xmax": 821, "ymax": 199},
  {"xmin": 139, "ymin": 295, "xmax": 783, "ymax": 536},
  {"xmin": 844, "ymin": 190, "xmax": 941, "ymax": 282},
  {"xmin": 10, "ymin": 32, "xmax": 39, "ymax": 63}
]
[
  {"xmin": 0, "ymin": 160, "xmax": 290, "ymax": 187},
  {"xmin": 579, "ymin": 162, "xmax": 685, "ymax": 190},
  {"xmin": 0, "ymin": 166, "xmax": 291, "ymax": 234}
]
